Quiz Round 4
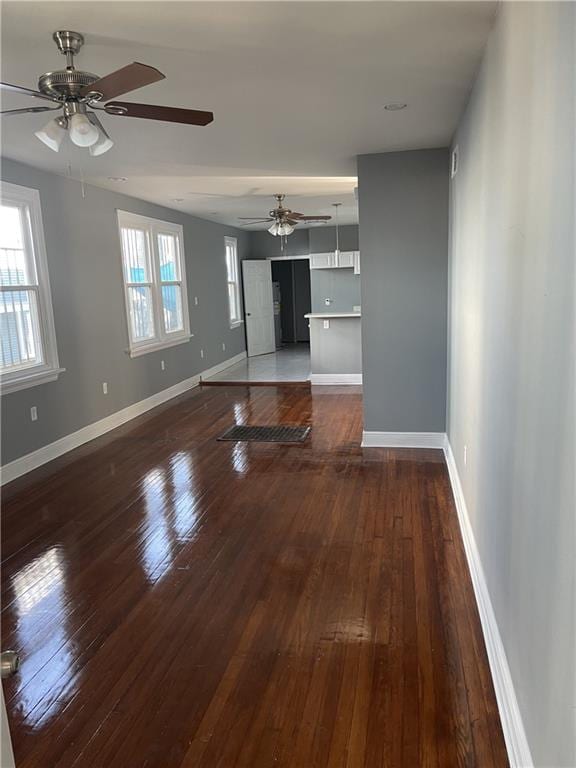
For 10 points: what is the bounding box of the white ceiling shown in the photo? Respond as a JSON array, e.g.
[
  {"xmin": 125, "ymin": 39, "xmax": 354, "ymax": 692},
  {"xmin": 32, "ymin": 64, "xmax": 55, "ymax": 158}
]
[{"xmin": 1, "ymin": 1, "xmax": 496, "ymax": 228}]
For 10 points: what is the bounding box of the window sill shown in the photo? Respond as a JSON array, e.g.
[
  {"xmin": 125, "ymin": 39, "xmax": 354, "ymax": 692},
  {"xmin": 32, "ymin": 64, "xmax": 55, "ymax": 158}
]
[
  {"xmin": 127, "ymin": 334, "xmax": 193, "ymax": 358},
  {"xmin": 1, "ymin": 366, "xmax": 66, "ymax": 395},
  {"xmin": 230, "ymin": 320, "xmax": 244, "ymax": 329}
]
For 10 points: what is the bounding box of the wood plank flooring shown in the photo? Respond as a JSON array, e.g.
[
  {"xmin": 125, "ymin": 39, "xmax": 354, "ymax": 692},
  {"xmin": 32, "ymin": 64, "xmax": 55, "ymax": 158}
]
[{"xmin": 1, "ymin": 384, "xmax": 508, "ymax": 767}]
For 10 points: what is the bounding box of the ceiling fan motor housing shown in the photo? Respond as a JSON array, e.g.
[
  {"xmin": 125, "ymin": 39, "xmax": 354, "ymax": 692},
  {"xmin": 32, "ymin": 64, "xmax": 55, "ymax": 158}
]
[{"xmin": 38, "ymin": 70, "xmax": 100, "ymax": 99}]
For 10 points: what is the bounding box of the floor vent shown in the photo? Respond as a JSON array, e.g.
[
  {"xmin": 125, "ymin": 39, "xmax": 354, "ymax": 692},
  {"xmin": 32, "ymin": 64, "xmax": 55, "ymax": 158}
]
[{"xmin": 218, "ymin": 425, "xmax": 310, "ymax": 443}]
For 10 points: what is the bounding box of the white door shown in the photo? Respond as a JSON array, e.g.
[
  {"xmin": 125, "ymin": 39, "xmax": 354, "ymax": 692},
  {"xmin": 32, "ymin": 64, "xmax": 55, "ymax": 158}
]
[{"xmin": 242, "ymin": 260, "xmax": 275, "ymax": 357}]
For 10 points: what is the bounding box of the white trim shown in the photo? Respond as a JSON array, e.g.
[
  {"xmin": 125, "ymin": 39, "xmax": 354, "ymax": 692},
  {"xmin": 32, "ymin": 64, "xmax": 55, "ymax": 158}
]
[
  {"xmin": 310, "ymin": 373, "xmax": 362, "ymax": 385},
  {"xmin": 1, "ymin": 366, "xmax": 66, "ymax": 394},
  {"xmin": 126, "ymin": 334, "xmax": 193, "ymax": 358},
  {"xmin": 267, "ymin": 255, "xmax": 310, "ymax": 261},
  {"xmin": 361, "ymin": 430, "xmax": 446, "ymax": 448},
  {"xmin": 200, "ymin": 351, "xmax": 246, "ymax": 380},
  {"xmin": 443, "ymin": 440, "xmax": 533, "ymax": 768},
  {"xmin": 117, "ymin": 210, "xmax": 191, "ymax": 356},
  {"xmin": 225, "ymin": 236, "xmax": 242, "ymax": 327},
  {"xmin": 0, "ymin": 351, "xmax": 247, "ymax": 486},
  {"xmin": 0, "ymin": 181, "xmax": 62, "ymax": 391}
]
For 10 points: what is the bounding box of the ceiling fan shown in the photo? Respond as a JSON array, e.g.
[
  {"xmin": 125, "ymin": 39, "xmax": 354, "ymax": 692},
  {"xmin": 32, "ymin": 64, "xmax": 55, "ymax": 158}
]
[
  {"xmin": 239, "ymin": 194, "xmax": 331, "ymax": 236},
  {"xmin": 0, "ymin": 30, "xmax": 214, "ymax": 156}
]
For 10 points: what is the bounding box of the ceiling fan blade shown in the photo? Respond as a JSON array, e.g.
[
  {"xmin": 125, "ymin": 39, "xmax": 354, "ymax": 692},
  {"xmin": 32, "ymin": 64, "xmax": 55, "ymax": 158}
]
[
  {"xmin": 240, "ymin": 219, "xmax": 274, "ymax": 225},
  {"xmin": 104, "ymin": 101, "xmax": 213, "ymax": 126},
  {"xmin": 292, "ymin": 215, "xmax": 332, "ymax": 221},
  {"xmin": 238, "ymin": 217, "xmax": 273, "ymax": 221},
  {"xmin": 1, "ymin": 82, "xmax": 60, "ymax": 103},
  {"xmin": 286, "ymin": 218, "xmax": 301, "ymax": 225},
  {"xmin": 1, "ymin": 105, "xmax": 61, "ymax": 116},
  {"xmin": 80, "ymin": 62, "xmax": 165, "ymax": 101}
]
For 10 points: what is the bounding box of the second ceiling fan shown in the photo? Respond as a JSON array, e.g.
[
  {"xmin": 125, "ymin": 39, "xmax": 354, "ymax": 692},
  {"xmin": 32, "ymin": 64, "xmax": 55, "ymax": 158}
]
[{"xmin": 239, "ymin": 194, "xmax": 331, "ymax": 236}]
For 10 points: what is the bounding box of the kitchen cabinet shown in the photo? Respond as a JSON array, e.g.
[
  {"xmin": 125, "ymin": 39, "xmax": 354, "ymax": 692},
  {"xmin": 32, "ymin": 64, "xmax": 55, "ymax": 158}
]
[{"xmin": 309, "ymin": 251, "xmax": 360, "ymax": 271}]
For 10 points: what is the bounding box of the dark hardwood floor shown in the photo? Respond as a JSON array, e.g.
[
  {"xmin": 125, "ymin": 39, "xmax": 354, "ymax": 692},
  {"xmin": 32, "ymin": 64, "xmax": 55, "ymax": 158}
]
[{"xmin": 1, "ymin": 384, "xmax": 508, "ymax": 767}]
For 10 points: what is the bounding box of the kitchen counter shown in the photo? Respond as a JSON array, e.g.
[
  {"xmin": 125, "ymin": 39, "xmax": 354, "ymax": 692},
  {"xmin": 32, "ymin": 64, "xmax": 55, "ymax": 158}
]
[
  {"xmin": 304, "ymin": 312, "xmax": 361, "ymax": 319},
  {"xmin": 305, "ymin": 313, "xmax": 362, "ymax": 384}
]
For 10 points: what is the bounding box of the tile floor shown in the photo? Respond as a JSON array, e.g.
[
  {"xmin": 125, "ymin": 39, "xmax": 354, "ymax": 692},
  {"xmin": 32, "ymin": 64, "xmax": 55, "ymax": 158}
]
[{"xmin": 205, "ymin": 343, "xmax": 311, "ymax": 382}]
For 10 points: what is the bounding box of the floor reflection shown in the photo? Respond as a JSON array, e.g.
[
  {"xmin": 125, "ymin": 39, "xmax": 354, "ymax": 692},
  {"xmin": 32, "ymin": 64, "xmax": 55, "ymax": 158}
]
[{"xmin": 11, "ymin": 546, "xmax": 77, "ymax": 729}]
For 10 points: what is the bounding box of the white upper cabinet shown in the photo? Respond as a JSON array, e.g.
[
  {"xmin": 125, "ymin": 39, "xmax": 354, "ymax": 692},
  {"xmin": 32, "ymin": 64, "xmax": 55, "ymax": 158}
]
[
  {"xmin": 309, "ymin": 252, "xmax": 338, "ymax": 269},
  {"xmin": 336, "ymin": 251, "xmax": 356, "ymax": 269},
  {"xmin": 309, "ymin": 251, "xmax": 360, "ymax": 270}
]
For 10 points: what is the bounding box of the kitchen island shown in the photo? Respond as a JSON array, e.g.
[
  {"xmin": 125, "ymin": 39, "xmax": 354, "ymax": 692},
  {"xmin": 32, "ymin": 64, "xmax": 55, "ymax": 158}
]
[{"xmin": 304, "ymin": 312, "xmax": 362, "ymax": 384}]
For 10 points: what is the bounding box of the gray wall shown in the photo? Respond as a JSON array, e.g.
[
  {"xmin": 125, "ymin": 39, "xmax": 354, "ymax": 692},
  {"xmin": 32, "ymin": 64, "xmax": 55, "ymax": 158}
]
[
  {"xmin": 358, "ymin": 149, "xmax": 448, "ymax": 432},
  {"xmin": 1, "ymin": 159, "xmax": 249, "ymax": 465},
  {"xmin": 249, "ymin": 228, "xmax": 310, "ymax": 259},
  {"xmin": 248, "ymin": 224, "xmax": 359, "ymax": 260},
  {"xmin": 310, "ymin": 269, "xmax": 361, "ymax": 314},
  {"xmin": 447, "ymin": 4, "xmax": 575, "ymax": 765}
]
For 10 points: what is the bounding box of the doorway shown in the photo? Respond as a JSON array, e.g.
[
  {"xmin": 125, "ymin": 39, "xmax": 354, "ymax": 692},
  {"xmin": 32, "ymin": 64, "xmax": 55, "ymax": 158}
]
[
  {"xmin": 204, "ymin": 257, "xmax": 312, "ymax": 384},
  {"xmin": 271, "ymin": 258, "xmax": 311, "ymax": 346}
]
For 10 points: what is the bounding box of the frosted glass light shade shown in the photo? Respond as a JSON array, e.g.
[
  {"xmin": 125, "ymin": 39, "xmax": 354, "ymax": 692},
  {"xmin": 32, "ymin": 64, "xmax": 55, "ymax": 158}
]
[
  {"xmin": 89, "ymin": 132, "xmax": 114, "ymax": 156},
  {"xmin": 34, "ymin": 117, "xmax": 67, "ymax": 152},
  {"xmin": 69, "ymin": 113, "xmax": 99, "ymax": 147}
]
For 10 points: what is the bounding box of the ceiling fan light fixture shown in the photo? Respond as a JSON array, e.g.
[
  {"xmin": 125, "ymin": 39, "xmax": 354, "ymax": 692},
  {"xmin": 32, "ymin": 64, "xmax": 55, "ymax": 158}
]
[
  {"xmin": 277, "ymin": 222, "xmax": 294, "ymax": 236},
  {"xmin": 34, "ymin": 116, "xmax": 67, "ymax": 152},
  {"xmin": 268, "ymin": 222, "xmax": 280, "ymax": 236},
  {"xmin": 68, "ymin": 112, "xmax": 100, "ymax": 147},
  {"xmin": 89, "ymin": 129, "xmax": 114, "ymax": 156}
]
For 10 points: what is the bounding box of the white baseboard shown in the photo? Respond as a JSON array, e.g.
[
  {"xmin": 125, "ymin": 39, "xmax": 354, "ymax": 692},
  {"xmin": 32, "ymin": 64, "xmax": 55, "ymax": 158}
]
[
  {"xmin": 310, "ymin": 373, "xmax": 362, "ymax": 385},
  {"xmin": 200, "ymin": 351, "xmax": 246, "ymax": 381},
  {"xmin": 1, "ymin": 351, "xmax": 247, "ymax": 486},
  {"xmin": 361, "ymin": 430, "xmax": 447, "ymax": 449},
  {"xmin": 443, "ymin": 440, "xmax": 533, "ymax": 768}
]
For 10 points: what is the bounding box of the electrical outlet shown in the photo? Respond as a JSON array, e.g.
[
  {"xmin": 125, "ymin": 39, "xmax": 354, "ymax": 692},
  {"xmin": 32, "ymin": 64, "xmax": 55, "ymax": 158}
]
[
  {"xmin": 324, "ymin": 298, "xmax": 333, "ymax": 306},
  {"xmin": 222, "ymin": 342, "xmax": 226, "ymax": 351},
  {"xmin": 194, "ymin": 296, "xmax": 199, "ymax": 306},
  {"xmin": 161, "ymin": 360, "xmax": 165, "ymax": 371},
  {"xmin": 30, "ymin": 406, "xmax": 38, "ymax": 422},
  {"xmin": 464, "ymin": 445, "xmax": 468, "ymax": 466},
  {"xmin": 102, "ymin": 382, "xmax": 108, "ymax": 395},
  {"xmin": 353, "ymin": 305, "xmax": 361, "ymax": 313},
  {"xmin": 323, "ymin": 319, "xmax": 330, "ymax": 330}
]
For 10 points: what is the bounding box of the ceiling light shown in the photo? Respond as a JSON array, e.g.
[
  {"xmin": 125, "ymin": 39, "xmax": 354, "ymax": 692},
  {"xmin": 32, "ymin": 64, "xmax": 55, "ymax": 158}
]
[
  {"xmin": 384, "ymin": 102, "xmax": 407, "ymax": 111},
  {"xmin": 68, "ymin": 112, "xmax": 100, "ymax": 147},
  {"xmin": 34, "ymin": 116, "xmax": 67, "ymax": 153},
  {"xmin": 277, "ymin": 222, "xmax": 294, "ymax": 236},
  {"xmin": 268, "ymin": 222, "xmax": 280, "ymax": 236},
  {"xmin": 88, "ymin": 117, "xmax": 114, "ymax": 156},
  {"xmin": 89, "ymin": 133, "xmax": 114, "ymax": 156}
]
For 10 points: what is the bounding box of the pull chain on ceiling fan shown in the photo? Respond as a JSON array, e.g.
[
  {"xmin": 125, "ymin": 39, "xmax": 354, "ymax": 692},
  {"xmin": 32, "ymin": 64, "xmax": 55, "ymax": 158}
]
[{"xmin": 0, "ymin": 30, "xmax": 214, "ymax": 156}]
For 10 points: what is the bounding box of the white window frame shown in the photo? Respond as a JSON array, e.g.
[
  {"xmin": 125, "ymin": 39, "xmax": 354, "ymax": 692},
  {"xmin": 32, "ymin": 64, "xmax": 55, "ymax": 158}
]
[
  {"xmin": 117, "ymin": 211, "xmax": 192, "ymax": 357},
  {"xmin": 0, "ymin": 182, "xmax": 63, "ymax": 394},
  {"xmin": 225, "ymin": 236, "xmax": 243, "ymax": 328}
]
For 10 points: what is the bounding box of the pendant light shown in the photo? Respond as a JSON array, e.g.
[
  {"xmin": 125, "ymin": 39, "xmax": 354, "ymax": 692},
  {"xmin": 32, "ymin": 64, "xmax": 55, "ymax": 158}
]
[{"xmin": 332, "ymin": 203, "xmax": 342, "ymax": 260}]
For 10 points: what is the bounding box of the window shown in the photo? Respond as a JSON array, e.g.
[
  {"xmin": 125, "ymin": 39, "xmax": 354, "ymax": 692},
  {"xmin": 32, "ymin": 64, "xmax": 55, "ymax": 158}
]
[
  {"xmin": 225, "ymin": 236, "xmax": 242, "ymax": 327},
  {"xmin": 0, "ymin": 182, "xmax": 62, "ymax": 394},
  {"xmin": 117, "ymin": 211, "xmax": 191, "ymax": 357}
]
